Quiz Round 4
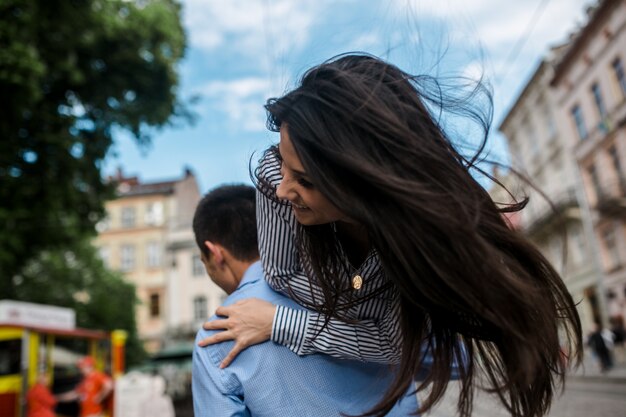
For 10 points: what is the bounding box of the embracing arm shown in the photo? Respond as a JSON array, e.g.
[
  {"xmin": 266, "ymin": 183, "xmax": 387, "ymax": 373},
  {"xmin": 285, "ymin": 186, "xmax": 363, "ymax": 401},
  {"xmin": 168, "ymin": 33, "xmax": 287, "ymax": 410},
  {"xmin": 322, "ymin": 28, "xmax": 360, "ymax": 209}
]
[
  {"xmin": 257, "ymin": 184, "xmax": 401, "ymax": 362},
  {"xmin": 202, "ymin": 155, "xmax": 401, "ymax": 365},
  {"xmin": 271, "ymin": 299, "xmax": 401, "ymax": 362}
]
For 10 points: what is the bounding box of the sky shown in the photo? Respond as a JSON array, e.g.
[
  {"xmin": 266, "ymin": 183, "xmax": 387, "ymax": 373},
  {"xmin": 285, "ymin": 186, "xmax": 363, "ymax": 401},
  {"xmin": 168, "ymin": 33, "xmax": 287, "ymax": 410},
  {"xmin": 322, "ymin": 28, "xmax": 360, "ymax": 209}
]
[{"xmin": 103, "ymin": 0, "xmax": 592, "ymax": 193}]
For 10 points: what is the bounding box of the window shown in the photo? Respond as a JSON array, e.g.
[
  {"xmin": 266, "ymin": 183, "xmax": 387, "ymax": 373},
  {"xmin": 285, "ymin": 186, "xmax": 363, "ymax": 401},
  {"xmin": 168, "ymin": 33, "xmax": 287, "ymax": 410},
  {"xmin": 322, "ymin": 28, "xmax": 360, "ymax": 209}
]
[
  {"xmin": 193, "ymin": 296, "xmax": 207, "ymax": 321},
  {"xmin": 571, "ymin": 105, "xmax": 587, "ymax": 140},
  {"xmin": 99, "ymin": 246, "xmax": 110, "ymax": 268},
  {"xmin": 0, "ymin": 339, "xmax": 22, "ymax": 376},
  {"xmin": 121, "ymin": 207, "xmax": 136, "ymax": 228},
  {"xmin": 192, "ymin": 254, "xmax": 205, "ymax": 277},
  {"xmin": 145, "ymin": 202, "xmax": 164, "ymax": 226},
  {"xmin": 149, "ymin": 293, "xmax": 160, "ymax": 318},
  {"xmin": 588, "ymin": 164, "xmax": 602, "ymax": 201},
  {"xmin": 120, "ymin": 244, "xmax": 135, "ymax": 271},
  {"xmin": 570, "ymin": 225, "xmax": 586, "ymax": 266},
  {"xmin": 609, "ymin": 146, "xmax": 622, "ymax": 176},
  {"xmin": 146, "ymin": 241, "xmax": 161, "ymax": 268},
  {"xmin": 613, "ymin": 58, "xmax": 626, "ymax": 97},
  {"xmin": 602, "ymin": 228, "xmax": 621, "ymax": 270},
  {"xmin": 591, "ymin": 83, "xmax": 607, "ymax": 119}
]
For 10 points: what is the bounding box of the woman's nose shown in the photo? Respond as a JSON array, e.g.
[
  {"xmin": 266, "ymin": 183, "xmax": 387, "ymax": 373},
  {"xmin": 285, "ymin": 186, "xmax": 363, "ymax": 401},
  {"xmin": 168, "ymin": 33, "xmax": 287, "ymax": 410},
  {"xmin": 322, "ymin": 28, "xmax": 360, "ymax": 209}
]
[{"xmin": 275, "ymin": 176, "xmax": 291, "ymax": 201}]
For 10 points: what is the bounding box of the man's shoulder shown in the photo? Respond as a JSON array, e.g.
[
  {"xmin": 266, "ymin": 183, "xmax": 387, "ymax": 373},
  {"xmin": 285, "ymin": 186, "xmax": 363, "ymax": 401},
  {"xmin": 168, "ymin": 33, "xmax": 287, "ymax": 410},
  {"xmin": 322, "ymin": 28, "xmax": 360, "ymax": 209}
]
[
  {"xmin": 193, "ymin": 278, "xmax": 300, "ymax": 368},
  {"xmin": 225, "ymin": 277, "xmax": 299, "ymax": 309},
  {"xmin": 91, "ymin": 371, "xmax": 111, "ymax": 383}
]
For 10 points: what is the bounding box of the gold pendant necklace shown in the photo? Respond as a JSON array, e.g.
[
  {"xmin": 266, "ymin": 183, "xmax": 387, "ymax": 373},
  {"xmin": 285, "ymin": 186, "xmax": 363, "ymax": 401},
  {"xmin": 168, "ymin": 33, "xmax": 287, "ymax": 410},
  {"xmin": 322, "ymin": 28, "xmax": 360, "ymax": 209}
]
[{"xmin": 352, "ymin": 274, "xmax": 363, "ymax": 290}]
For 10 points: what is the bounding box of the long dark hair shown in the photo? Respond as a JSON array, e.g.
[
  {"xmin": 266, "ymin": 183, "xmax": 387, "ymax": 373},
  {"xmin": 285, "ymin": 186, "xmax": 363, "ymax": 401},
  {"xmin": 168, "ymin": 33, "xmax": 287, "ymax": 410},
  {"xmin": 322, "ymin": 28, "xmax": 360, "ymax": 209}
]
[{"xmin": 258, "ymin": 53, "xmax": 582, "ymax": 417}]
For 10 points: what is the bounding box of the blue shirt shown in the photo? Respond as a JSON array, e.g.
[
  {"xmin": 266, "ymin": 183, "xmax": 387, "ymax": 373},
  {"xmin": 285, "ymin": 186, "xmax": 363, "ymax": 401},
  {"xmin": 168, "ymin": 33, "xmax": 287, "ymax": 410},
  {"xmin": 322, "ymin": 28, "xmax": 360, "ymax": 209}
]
[{"xmin": 192, "ymin": 261, "xmax": 419, "ymax": 417}]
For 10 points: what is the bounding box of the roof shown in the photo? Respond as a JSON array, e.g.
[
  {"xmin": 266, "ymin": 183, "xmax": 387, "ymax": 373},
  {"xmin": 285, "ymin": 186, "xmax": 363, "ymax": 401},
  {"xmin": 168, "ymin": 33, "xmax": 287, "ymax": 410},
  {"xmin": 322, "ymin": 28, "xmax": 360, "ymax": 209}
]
[
  {"xmin": 117, "ymin": 179, "xmax": 177, "ymax": 197},
  {"xmin": 498, "ymin": 42, "xmax": 570, "ymax": 133},
  {"xmin": 497, "ymin": 59, "xmax": 547, "ymax": 132},
  {"xmin": 551, "ymin": 0, "xmax": 619, "ymax": 86},
  {"xmin": 108, "ymin": 167, "xmax": 195, "ymax": 198},
  {"xmin": 0, "ymin": 323, "xmax": 109, "ymax": 339}
]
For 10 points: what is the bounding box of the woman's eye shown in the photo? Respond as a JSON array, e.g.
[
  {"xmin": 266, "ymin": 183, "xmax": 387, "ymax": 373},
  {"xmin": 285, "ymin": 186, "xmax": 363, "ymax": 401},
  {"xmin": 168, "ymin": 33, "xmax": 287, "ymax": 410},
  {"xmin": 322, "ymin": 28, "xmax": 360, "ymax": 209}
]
[{"xmin": 297, "ymin": 178, "xmax": 314, "ymax": 188}]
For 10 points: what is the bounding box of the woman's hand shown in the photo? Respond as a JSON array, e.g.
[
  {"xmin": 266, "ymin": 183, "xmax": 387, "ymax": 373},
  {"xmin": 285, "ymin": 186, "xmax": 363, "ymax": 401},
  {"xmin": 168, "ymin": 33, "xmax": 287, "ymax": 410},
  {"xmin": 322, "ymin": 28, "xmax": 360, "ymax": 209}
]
[{"xmin": 199, "ymin": 298, "xmax": 277, "ymax": 368}]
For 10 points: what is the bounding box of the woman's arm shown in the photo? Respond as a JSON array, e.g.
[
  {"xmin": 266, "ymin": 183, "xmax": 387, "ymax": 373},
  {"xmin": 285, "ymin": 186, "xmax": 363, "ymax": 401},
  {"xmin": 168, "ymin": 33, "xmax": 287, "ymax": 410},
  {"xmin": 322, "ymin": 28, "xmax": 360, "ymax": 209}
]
[
  {"xmin": 201, "ymin": 153, "xmax": 401, "ymax": 365},
  {"xmin": 271, "ymin": 297, "xmax": 402, "ymax": 362},
  {"xmin": 257, "ymin": 181, "xmax": 401, "ymax": 362}
]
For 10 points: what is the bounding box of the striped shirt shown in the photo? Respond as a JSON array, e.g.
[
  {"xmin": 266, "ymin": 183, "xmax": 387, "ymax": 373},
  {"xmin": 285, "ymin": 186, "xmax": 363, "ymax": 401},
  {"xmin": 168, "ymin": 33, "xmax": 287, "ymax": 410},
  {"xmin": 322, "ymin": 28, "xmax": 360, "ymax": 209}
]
[{"xmin": 257, "ymin": 151, "xmax": 402, "ymax": 363}]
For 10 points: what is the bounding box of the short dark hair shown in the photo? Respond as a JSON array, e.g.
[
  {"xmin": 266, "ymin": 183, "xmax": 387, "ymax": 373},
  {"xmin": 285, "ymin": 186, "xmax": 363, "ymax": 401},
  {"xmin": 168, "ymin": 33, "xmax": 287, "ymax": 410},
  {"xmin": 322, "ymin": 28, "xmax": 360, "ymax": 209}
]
[{"xmin": 192, "ymin": 184, "xmax": 258, "ymax": 262}]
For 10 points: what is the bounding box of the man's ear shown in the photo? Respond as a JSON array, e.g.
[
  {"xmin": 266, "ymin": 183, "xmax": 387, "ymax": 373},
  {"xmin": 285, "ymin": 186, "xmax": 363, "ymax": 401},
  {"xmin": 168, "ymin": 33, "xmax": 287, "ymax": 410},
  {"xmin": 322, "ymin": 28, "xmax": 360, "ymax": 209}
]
[{"xmin": 204, "ymin": 241, "xmax": 224, "ymax": 265}]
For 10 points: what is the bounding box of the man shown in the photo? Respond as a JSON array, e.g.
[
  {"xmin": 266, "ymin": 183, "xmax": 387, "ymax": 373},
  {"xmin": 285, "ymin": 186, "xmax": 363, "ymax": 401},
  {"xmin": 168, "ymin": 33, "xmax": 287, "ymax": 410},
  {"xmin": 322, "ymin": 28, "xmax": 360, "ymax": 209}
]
[
  {"xmin": 58, "ymin": 356, "xmax": 113, "ymax": 417},
  {"xmin": 27, "ymin": 372, "xmax": 56, "ymax": 417},
  {"xmin": 191, "ymin": 185, "xmax": 417, "ymax": 417}
]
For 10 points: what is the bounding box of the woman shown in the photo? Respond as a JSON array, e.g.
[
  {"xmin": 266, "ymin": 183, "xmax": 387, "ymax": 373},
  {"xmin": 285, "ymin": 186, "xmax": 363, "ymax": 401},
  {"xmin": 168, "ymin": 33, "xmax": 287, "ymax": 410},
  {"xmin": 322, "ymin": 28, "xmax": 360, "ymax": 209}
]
[{"xmin": 202, "ymin": 53, "xmax": 582, "ymax": 417}]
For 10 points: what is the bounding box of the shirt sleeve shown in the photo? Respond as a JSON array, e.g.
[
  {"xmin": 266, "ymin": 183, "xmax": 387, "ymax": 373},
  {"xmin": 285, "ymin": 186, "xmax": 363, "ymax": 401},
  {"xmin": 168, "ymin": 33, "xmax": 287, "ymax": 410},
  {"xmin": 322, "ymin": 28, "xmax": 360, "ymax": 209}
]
[
  {"xmin": 192, "ymin": 338, "xmax": 250, "ymax": 417},
  {"xmin": 256, "ymin": 154, "xmax": 401, "ymax": 363},
  {"xmin": 271, "ymin": 298, "xmax": 402, "ymax": 363}
]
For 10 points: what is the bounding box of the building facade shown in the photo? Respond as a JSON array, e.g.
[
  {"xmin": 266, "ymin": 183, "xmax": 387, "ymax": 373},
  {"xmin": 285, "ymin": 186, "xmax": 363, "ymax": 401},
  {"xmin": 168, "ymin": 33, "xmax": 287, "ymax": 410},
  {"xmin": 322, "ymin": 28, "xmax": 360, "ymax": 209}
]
[
  {"xmin": 496, "ymin": 46, "xmax": 599, "ymax": 333},
  {"xmin": 495, "ymin": 0, "xmax": 626, "ymax": 332},
  {"xmin": 551, "ymin": 0, "xmax": 626, "ymax": 329},
  {"xmin": 95, "ymin": 168, "xmax": 226, "ymax": 352}
]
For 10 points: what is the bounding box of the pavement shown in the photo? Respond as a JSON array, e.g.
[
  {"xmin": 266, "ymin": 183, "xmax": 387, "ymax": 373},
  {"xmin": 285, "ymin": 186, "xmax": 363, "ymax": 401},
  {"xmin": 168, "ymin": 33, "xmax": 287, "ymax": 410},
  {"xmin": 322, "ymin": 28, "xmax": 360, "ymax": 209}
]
[
  {"xmin": 569, "ymin": 350, "xmax": 626, "ymax": 383},
  {"xmin": 423, "ymin": 351, "xmax": 626, "ymax": 417}
]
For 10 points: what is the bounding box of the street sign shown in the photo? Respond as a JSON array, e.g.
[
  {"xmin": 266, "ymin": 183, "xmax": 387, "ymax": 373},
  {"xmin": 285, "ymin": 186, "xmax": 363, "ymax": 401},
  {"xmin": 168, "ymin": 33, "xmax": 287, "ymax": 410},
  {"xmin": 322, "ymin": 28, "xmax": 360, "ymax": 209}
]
[{"xmin": 0, "ymin": 300, "xmax": 75, "ymax": 330}]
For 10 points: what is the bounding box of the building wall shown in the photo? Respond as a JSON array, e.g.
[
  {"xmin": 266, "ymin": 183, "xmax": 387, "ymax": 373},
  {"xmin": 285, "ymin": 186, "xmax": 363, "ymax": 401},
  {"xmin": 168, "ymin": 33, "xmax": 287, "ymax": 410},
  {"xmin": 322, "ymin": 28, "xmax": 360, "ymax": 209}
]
[
  {"xmin": 96, "ymin": 193, "xmax": 171, "ymax": 348},
  {"xmin": 553, "ymin": 0, "xmax": 626, "ymax": 326},
  {"xmin": 167, "ymin": 228, "xmax": 226, "ymax": 335},
  {"xmin": 94, "ymin": 169, "xmax": 225, "ymax": 353},
  {"xmin": 497, "ymin": 51, "xmax": 598, "ymax": 333}
]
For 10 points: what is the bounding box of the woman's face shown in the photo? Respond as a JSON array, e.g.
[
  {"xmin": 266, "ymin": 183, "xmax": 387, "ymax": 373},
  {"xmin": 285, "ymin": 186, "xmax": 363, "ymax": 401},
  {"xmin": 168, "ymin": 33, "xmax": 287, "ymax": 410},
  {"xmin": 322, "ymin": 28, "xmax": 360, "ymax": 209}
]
[{"xmin": 276, "ymin": 126, "xmax": 346, "ymax": 226}]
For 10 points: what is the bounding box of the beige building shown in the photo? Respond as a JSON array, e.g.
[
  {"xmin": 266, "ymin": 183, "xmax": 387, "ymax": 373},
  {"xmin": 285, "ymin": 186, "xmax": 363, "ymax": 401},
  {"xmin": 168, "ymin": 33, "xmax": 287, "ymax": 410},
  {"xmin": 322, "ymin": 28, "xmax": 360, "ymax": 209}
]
[
  {"xmin": 95, "ymin": 168, "xmax": 226, "ymax": 352},
  {"xmin": 551, "ymin": 0, "xmax": 626, "ymax": 328},
  {"xmin": 496, "ymin": 44, "xmax": 599, "ymax": 333}
]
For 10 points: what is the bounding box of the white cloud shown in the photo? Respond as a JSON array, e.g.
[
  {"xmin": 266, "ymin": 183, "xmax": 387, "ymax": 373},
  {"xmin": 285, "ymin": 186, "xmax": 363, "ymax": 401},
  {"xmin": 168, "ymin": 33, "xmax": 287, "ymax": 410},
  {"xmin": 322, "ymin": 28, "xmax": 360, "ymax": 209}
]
[
  {"xmin": 196, "ymin": 77, "xmax": 277, "ymax": 132},
  {"xmin": 182, "ymin": 0, "xmax": 326, "ymax": 60},
  {"xmin": 391, "ymin": 0, "xmax": 589, "ymax": 52},
  {"xmin": 461, "ymin": 61, "xmax": 485, "ymax": 82},
  {"xmin": 347, "ymin": 32, "xmax": 383, "ymax": 51},
  {"xmin": 390, "ymin": 0, "xmax": 589, "ymax": 88}
]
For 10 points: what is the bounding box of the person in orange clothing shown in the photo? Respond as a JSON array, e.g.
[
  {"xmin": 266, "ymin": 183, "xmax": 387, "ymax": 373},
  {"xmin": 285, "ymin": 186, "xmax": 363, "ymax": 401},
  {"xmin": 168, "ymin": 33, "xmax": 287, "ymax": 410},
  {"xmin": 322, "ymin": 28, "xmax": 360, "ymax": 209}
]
[
  {"xmin": 58, "ymin": 356, "xmax": 113, "ymax": 417},
  {"xmin": 27, "ymin": 372, "xmax": 57, "ymax": 417}
]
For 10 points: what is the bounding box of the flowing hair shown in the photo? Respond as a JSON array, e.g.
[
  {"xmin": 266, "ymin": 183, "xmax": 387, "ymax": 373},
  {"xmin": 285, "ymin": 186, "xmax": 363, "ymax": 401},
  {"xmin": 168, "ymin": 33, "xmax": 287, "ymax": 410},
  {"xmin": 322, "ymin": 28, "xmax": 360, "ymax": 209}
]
[{"xmin": 256, "ymin": 53, "xmax": 582, "ymax": 417}]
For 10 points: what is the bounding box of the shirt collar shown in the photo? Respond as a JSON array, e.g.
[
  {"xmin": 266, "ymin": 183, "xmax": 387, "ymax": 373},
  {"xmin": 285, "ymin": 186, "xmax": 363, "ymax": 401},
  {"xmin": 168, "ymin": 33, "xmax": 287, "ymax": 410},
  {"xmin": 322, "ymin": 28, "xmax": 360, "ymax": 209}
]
[{"xmin": 237, "ymin": 260, "xmax": 263, "ymax": 290}]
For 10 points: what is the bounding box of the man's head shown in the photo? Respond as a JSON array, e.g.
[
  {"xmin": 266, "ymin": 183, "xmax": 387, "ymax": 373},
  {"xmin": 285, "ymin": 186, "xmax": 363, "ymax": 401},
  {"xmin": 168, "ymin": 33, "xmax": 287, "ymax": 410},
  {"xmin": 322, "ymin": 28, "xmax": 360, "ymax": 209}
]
[
  {"xmin": 36, "ymin": 371, "xmax": 50, "ymax": 386},
  {"xmin": 192, "ymin": 184, "xmax": 259, "ymax": 294},
  {"xmin": 78, "ymin": 356, "xmax": 96, "ymax": 376}
]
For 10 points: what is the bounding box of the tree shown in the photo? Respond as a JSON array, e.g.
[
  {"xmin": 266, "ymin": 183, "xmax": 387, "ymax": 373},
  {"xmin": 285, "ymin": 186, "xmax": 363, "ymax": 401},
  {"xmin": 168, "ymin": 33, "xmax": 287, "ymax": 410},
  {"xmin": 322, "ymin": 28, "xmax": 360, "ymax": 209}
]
[
  {"xmin": 13, "ymin": 239, "xmax": 146, "ymax": 366},
  {"xmin": 0, "ymin": 0, "xmax": 188, "ymax": 292}
]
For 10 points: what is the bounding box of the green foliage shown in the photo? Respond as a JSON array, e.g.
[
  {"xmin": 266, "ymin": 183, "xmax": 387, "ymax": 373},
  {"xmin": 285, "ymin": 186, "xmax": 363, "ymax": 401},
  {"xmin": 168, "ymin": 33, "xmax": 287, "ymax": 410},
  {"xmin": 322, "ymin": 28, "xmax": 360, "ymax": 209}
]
[
  {"xmin": 13, "ymin": 239, "xmax": 146, "ymax": 366},
  {"xmin": 0, "ymin": 0, "xmax": 187, "ymax": 290}
]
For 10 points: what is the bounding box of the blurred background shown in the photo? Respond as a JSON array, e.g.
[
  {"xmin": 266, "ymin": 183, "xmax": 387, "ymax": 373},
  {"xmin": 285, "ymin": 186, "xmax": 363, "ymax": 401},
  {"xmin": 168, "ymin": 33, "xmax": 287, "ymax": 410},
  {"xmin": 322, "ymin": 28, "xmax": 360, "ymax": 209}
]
[{"xmin": 1, "ymin": 0, "xmax": 625, "ymax": 416}]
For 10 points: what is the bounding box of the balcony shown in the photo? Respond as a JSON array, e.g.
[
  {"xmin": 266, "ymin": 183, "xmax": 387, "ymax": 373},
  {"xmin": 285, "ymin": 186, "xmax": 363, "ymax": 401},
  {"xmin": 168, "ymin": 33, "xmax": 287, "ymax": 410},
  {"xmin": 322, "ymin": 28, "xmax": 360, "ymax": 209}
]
[
  {"xmin": 524, "ymin": 188, "xmax": 579, "ymax": 237},
  {"xmin": 594, "ymin": 176, "xmax": 626, "ymax": 217}
]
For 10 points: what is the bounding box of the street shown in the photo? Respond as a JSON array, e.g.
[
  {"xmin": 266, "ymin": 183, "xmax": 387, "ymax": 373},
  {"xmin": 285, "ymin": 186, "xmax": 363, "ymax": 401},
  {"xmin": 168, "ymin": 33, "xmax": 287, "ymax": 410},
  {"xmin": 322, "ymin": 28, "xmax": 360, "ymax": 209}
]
[{"xmin": 423, "ymin": 376, "xmax": 626, "ymax": 417}]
